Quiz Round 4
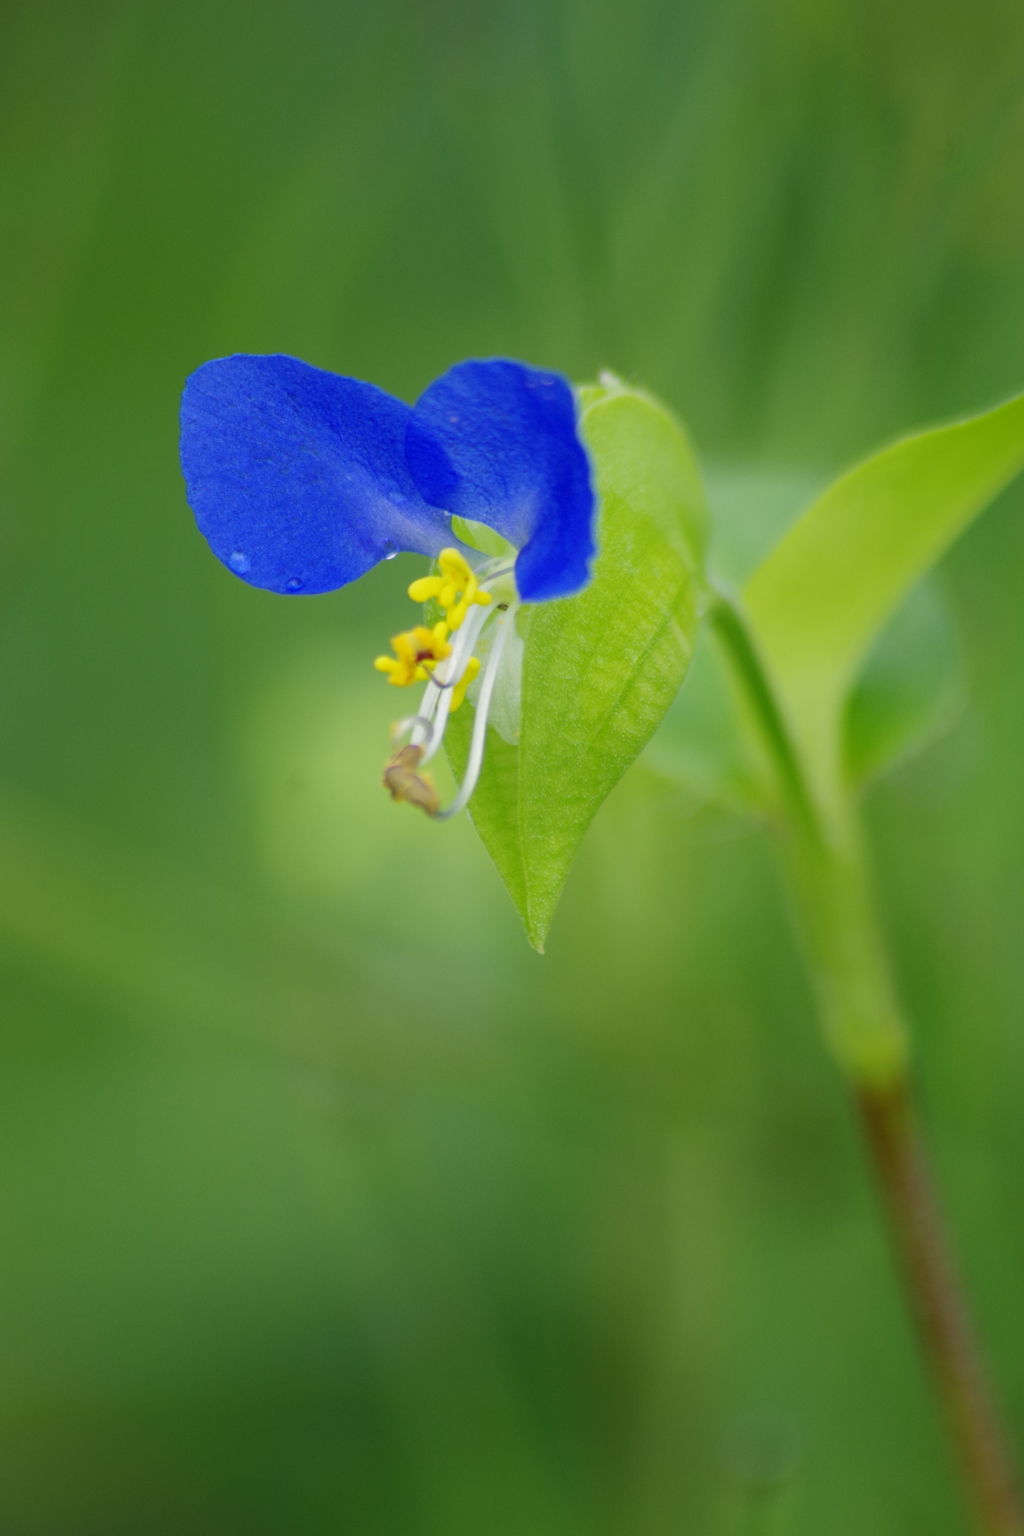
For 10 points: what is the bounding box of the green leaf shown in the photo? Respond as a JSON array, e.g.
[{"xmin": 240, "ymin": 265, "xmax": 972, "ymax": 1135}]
[
  {"xmin": 444, "ymin": 712, "xmax": 527, "ymax": 915},
  {"xmin": 844, "ymin": 577, "xmax": 965, "ymax": 788},
  {"xmin": 743, "ymin": 390, "xmax": 1024, "ymax": 816},
  {"xmin": 449, "ymin": 380, "xmax": 707, "ymax": 950}
]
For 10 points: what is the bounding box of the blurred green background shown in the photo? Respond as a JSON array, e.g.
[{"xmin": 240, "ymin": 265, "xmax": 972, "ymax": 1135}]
[{"xmin": 2, "ymin": 1, "xmax": 1024, "ymax": 1530}]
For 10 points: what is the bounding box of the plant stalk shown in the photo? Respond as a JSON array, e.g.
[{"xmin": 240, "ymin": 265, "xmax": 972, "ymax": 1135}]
[
  {"xmin": 711, "ymin": 593, "xmax": 1024, "ymax": 1535},
  {"xmin": 856, "ymin": 1077, "xmax": 1024, "ymax": 1536},
  {"xmin": 783, "ymin": 820, "xmax": 1024, "ymax": 1536}
]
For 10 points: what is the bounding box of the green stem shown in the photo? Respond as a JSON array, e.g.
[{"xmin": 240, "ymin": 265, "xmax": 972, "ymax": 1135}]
[
  {"xmin": 787, "ymin": 822, "xmax": 1023, "ymax": 1536},
  {"xmin": 711, "ymin": 591, "xmax": 1024, "ymax": 1536},
  {"xmin": 709, "ymin": 595, "xmax": 820, "ymax": 845},
  {"xmin": 780, "ymin": 812, "xmax": 908, "ymax": 1088}
]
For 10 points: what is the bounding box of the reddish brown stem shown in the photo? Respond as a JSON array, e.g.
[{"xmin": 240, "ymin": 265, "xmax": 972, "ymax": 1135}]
[{"xmin": 857, "ymin": 1080, "xmax": 1024, "ymax": 1536}]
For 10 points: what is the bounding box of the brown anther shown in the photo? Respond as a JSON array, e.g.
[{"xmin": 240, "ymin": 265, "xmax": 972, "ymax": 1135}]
[{"xmin": 382, "ymin": 743, "xmax": 441, "ymax": 817}]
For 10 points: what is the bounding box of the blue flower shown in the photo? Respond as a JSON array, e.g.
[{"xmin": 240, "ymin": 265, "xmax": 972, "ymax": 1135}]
[{"xmin": 180, "ymin": 353, "xmax": 596, "ymax": 815}]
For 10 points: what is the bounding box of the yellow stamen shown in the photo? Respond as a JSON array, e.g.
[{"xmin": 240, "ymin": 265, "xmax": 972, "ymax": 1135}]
[
  {"xmin": 449, "ymin": 654, "xmax": 480, "ymax": 712},
  {"xmin": 373, "ymin": 621, "xmax": 451, "ymax": 687},
  {"xmin": 408, "ymin": 548, "xmax": 492, "ymax": 631}
]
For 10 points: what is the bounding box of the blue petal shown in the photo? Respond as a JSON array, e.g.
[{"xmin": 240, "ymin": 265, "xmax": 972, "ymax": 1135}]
[
  {"xmin": 180, "ymin": 354, "xmax": 455, "ymax": 595},
  {"xmin": 405, "ymin": 359, "xmax": 596, "ymax": 603}
]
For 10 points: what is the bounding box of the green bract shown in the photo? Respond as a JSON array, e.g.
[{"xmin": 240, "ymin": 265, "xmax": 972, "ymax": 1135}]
[
  {"xmin": 448, "ymin": 378, "xmax": 708, "ymax": 950},
  {"xmin": 453, "ymin": 381, "xmax": 1024, "ymax": 963}
]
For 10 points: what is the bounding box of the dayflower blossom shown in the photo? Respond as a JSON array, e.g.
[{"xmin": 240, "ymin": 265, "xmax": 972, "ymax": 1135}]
[{"xmin": 180, "ymin": 354, "xmax": 596, "ymax": 816}]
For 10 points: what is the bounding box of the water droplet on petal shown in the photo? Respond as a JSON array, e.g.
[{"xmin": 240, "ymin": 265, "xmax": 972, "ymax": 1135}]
[
  {"xmin": 286, "ymin": 577, "xmax": 303, "ymax": 592},
  {"xmin": 383, "ymin": 540, "xmax": 397, "ymax": 561},
  {"xmin": 228, "ymin": 550, "xmax": 249, "ymax": 573}
]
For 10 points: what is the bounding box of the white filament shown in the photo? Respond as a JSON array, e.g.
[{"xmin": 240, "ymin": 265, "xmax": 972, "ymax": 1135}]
[
  {"xmin": 434, "ymin": 609, "xmax": 511, "ymax": 821},
  {"xmin": 414, "ymin": 600, "xmax": 492, "ymax": 764}
]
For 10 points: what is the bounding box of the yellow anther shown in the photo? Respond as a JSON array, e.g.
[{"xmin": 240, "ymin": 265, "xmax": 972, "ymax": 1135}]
[
  {"xmin": 373, "ymin": 621, "xmax": 451, "ymax": 687},
  {"xmin": 449, "ymin": 654, "xmax": 480, "ymax": 712},
  {"xmin": 407, "ymin": 547, "xmax": 491, "ymax": 631}
]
